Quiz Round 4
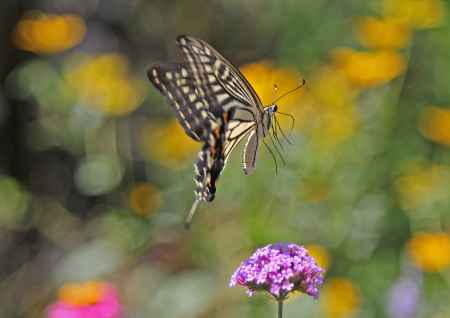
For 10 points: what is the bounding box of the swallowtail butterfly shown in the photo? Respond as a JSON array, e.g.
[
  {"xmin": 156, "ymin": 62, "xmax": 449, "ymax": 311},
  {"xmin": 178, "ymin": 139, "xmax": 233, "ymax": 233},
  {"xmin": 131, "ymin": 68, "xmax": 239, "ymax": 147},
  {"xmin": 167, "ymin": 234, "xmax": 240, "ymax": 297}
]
[{"xmin": 147, "ymin": 35, "xmax": 296, "ymax": 228}]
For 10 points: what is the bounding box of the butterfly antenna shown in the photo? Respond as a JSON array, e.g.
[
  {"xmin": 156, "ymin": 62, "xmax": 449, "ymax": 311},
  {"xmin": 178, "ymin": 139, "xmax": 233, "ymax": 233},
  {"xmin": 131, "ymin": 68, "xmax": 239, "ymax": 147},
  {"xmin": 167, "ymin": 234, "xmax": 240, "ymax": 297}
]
[
  {"xmin": 184, "ymin": 199, "xmax": 201, "ymax": 229},
  {"xmin": 263, "ymin": 139, "xmax": 278, "ymax": 175},
  {"xmin": 271, "ymin": 79, "xmax": 306, "ymax": 104}
]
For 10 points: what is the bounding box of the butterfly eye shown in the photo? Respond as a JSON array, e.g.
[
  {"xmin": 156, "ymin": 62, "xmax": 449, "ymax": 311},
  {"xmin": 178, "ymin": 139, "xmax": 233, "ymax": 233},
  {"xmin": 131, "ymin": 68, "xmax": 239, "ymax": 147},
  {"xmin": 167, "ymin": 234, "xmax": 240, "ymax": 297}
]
[{"xmin": 273, "ymin": 105, "xmax": 278, "ymax": 112}]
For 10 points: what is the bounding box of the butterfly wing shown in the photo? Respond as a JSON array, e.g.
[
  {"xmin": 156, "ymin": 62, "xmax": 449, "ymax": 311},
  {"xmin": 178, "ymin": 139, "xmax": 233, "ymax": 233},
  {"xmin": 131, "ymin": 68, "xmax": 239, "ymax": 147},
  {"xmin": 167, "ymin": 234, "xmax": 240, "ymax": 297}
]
[
  {"xmin": 147, "ymin": 64, "xmax": 217, "ymax": 141},
  {"xmin": 177, "ymin": 35, "xmax": 264, "ymax": 118},
  {"xmin": 242, "ymin": 129, "xmax": 259, "ymax": 175}
]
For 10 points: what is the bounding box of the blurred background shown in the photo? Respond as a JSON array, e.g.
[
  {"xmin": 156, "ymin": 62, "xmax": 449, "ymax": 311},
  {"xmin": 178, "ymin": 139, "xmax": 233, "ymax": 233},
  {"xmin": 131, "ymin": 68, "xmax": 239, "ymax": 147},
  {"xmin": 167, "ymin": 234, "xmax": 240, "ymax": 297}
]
[{"xmin": 1, "ymin": 0, "xmax": 450, "ymax": 317}]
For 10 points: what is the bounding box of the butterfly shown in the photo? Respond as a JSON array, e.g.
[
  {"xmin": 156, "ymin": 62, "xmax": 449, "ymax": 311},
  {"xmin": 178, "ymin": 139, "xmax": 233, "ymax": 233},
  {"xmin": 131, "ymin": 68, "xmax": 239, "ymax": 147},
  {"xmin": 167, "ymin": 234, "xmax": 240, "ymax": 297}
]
[{"xmin": 147, "ymin": 35, "xmax": 300, "ymax": 228}]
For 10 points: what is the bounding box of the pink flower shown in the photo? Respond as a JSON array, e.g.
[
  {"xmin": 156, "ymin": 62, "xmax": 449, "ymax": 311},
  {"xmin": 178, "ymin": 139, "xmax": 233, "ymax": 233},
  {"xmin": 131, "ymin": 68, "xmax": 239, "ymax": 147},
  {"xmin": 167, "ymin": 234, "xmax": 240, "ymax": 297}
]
[
  {"xmin": 230, "ymin": 243, "xmax": 324, "ymax": 300},
  {"xmin": 47, "ymin": 282, "xmax": 121, "ymax": 318}
]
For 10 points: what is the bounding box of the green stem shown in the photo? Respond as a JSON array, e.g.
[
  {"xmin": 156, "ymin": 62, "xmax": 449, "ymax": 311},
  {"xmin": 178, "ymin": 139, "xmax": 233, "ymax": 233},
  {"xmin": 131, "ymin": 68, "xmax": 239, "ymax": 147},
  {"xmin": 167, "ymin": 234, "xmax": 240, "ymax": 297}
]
[{"xmin": 278, "ymin": 300, "xmax": 283, "ymax": 318}]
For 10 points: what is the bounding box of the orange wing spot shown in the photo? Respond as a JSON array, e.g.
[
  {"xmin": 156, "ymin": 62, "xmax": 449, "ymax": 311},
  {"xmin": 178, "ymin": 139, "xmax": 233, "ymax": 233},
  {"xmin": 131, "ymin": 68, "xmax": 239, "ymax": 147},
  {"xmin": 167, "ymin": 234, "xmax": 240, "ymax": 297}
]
[
  {"xmin": 210, "ymin": 146, "xmax": 217, "ymax": 157},
  {"xmin": 223, "ymin": 112, "xmax": 229, "ymax": 123},
  {"xmin": 213, "ymin": 127, "xmax": 220, "ymax": 138}
]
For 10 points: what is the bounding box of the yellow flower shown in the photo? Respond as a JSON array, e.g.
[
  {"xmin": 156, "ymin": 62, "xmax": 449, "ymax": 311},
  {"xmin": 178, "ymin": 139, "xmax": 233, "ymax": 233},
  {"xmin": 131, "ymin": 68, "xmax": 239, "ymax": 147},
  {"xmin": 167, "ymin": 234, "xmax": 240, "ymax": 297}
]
[
  {"xmin": 395, "ymin": 163, "xmax": 450, "ymax": 210},
  {"xmin": 301, "ymin": 179, "xmax": 330, "ymax": 203},
  {"xmin": 139, "ymin": 120, "xmax": 198, "ymax": 168},
  {"xmin": 333, "ymin": 48, "xmax": 406, "ymax": 88},
  {"xmin": 13, "ymin": 11, "xmax": 86, "ymax": 54},
  {"xmin": 59, "ymin": 281, "xmax": 105, "ymax": 306},
  {"xmin": 408, "ymin": 232, "xmax": 450, "ymax": 272},
  {"xmin": 384, "ymin": 0, "xmax": 447, "ymax": 29},
  {"xmin": 129, "ymin": 183, "xmax": 162, "ymax": 216},
  {"xmin": 356, "ymin": 16, "xmax": 412, "ymax": 49},
  {"xmin": 305, "ymin": 244, "xmax": 331, "ymax": 270},
  {"xmin": 310, "ymin": 66, "xmax": 359, "ymax": 108},
  {"xmin": 419, "ymin": 105, "xmax": 450, "ymax": 146},
  {"xmin": 64, "ymin": 54, "xmax": 146, "ymax": 116},
  {"xmin": 313, "ymin": 101, "xmax": 360, "ymax": 149},
  {"xmin": 321, "ymin": 278, "xmax": 360, "ymax": 318},
  {"xmin": 240, "ymin": 60, "xmax": 304, "ymax": 106},
  {"xmin": 298, "ymin": 66, "xmax": 360, "ymax": 149}
]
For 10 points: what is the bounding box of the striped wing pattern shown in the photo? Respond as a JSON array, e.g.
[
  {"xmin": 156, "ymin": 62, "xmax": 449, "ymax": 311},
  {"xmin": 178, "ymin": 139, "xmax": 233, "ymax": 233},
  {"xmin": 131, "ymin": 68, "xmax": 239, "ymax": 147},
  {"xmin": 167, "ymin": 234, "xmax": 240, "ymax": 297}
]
[
  {"xmin": 149, "ymin": 63, "xmax": 226, "ymax": 202},
  {"xmin": 177, "ymin": 35, "xmax": 263, "ymax": 117},
  {"xmin": 148, "ymin": 64, "xmax": 213, "ymax": 141},
  {"xmin": 194, "ymin": 124, "xmax": 227, "ymax": 202},
  {"xmin": 176, "ymin": 35, "xmax": 264, "ymax": 179},
  {"xmin": 148, "ymin": 35, "xmax": 265, "ymax": 219}
]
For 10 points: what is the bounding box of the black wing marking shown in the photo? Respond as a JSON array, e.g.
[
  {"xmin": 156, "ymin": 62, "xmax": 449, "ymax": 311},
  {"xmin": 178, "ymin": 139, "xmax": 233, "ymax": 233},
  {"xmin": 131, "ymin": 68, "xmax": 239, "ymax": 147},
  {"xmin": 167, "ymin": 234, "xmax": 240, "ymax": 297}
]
[{"xmin": 147, "ymin": 64, "xmax": 216, "ymax": 142}]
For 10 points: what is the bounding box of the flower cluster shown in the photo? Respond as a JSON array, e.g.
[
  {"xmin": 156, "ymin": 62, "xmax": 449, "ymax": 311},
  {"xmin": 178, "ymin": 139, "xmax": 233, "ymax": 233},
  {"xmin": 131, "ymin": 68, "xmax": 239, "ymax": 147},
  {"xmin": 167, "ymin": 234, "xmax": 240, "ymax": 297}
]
[{"xmin": 230, "ymin": 243, "xmax": 324, "ymax": 300}]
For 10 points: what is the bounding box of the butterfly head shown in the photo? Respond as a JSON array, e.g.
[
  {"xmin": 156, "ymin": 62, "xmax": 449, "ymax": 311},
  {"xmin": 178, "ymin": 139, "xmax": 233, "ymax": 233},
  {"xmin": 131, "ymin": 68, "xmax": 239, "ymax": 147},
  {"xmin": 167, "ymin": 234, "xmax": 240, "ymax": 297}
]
[{"xmin": 262, "ymin": 104, "xmax": 278, "ymax": 136}]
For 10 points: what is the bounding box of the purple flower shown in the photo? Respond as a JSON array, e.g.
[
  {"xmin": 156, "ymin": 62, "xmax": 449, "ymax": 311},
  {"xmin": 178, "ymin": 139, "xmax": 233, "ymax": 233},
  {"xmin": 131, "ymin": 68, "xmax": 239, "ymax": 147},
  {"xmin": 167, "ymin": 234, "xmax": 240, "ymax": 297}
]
[
  {"xmin": 230, "ymin": 243, "xmax": 324, "ymax": 300},
  {"xmin": 387, "ymin": 272, "xmax": 421, "ymax": 318}
]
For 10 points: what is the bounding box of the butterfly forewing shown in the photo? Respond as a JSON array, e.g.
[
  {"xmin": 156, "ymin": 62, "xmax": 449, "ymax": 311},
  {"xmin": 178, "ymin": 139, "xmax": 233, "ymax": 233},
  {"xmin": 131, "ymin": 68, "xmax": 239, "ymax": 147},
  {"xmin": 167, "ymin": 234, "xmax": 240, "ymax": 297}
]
[
  {"xmin": 177, "ymin": 35, "xmax": 264, "ymax": 117},
  {"xmin": 177, "ymin": 35, "xmax": 264, "ymax": 163},
  {"xmin": 147, "ymin": 64, "xmax": 215, "ymax": 141}
]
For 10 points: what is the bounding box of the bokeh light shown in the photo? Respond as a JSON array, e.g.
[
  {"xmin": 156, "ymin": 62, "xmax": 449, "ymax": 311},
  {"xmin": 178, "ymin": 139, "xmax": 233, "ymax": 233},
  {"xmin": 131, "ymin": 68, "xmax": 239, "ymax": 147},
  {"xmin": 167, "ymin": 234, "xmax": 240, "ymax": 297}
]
[
  {"xmin": 13, "ymin": 11, "xmax": 86, "ymax": 54},
  {"xmin": 64, "ymin": 53, "xmax": 146, "ymax": 116},
  {"xmin": 321, "ymin": 278, "xmax": 360, "ymax": 318},
  {"xmin": 419, "ymin": 105, "xmax": 450, "ymax": 146},
  {"xmin": 408, "ymin": 232, "xmax": 450, "ymax": 272},
  {"xmin": 305, "ymin": 244, "xmax": 331, "ymax": 270},
  {"xmin": 395, "ymin": 163, "xmax": 450, "ymax": 211},
  {"xmin": 129, "ymin": 182, "xmax": 162, "ymax": 217},
  {"xmin": 75, "ymin": 155, "xmax": 123, "ymax": 196},
  {"xmin": 332, "ymin": 48, "xmax": 406, "ymax": 88},
  {"xmin": 384, "ymin": 0, "xmax": 447, "ymax": 29},
  {"xmin": 0, "ymin": 176, "xmax": 30, "ymax": 229},
  {"xmin": 139, "ymin": 119, "xmax": 198, "ymax": 168},
  {"xmin": 356, "ymin": 16, "xmax": 412, "ymax": 49},
  {"xmin": 240, "ymin": 60, "xmax": 304, "ymax": 108}
]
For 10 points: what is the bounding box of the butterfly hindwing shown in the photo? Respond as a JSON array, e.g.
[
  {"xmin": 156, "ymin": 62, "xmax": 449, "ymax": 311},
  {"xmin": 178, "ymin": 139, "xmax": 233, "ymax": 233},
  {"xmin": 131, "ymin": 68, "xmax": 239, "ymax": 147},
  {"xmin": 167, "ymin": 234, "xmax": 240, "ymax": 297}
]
[
  {"xmin": 242, "ymin": 129, "xmax": 259, "ymax": 175},
  {"xmin": 193, "ymin": 120, "xmax": 228, "ymax": 202}
]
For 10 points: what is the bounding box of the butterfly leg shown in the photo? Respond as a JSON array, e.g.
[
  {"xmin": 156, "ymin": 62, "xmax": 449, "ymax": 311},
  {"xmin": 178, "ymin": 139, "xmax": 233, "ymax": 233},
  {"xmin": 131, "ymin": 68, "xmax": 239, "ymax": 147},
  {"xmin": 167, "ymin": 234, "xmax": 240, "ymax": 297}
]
[{"xmin": 184, "ymin": 199, "xmax": 201, "ymax": 229}]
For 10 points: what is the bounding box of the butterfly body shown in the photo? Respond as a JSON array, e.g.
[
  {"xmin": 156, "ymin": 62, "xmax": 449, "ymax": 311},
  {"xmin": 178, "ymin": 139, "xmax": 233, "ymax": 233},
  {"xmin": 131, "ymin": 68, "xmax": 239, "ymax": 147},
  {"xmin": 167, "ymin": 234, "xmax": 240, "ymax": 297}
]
[{"xmin": 147, "ymin": 35, "xmax": 279, "ymax": 227}]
